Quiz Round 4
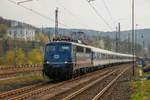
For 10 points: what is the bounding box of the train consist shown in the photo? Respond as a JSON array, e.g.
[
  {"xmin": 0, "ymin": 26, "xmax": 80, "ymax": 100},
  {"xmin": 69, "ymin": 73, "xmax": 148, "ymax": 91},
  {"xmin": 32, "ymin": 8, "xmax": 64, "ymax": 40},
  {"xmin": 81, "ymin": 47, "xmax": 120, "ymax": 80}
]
[{"xmin": 43, "ymin": 40, "xmax": 135, "ymax": 80}]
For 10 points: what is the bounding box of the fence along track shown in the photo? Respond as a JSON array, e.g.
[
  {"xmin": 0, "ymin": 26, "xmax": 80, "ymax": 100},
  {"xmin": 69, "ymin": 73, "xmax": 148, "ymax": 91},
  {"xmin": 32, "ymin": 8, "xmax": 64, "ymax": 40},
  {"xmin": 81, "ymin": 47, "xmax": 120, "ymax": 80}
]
[
  {"xmin": 0, "ymin": 64, "xmax": 42, "ymax": 70},
  {"xmin": 92, "ymin": 66, "xmax": 130, "ymax": 100},
  {"xmin": 0, "ymin": 69, "xmax": 42, "ymax": 77},
  {"xmin": 62, "ymin": 70, "xmax": 117, "ymax": 100}
]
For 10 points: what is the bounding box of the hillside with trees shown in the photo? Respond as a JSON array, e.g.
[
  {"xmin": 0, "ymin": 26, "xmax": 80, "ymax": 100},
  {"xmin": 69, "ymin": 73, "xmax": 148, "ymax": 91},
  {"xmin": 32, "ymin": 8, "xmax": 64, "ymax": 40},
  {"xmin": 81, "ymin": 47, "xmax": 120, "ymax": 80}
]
[{"xmin": 0, "ymin": 16, "xmax": 149, "ymax": 66}]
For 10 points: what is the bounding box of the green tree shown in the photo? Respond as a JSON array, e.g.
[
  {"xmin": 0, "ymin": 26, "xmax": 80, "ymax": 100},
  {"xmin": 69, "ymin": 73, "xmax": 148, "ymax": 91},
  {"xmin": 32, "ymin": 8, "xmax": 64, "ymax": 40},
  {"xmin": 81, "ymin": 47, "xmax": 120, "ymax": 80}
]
[
  {"xmin": 0, "ymin": 57, "xmax": 5, "ymax": 64},
  {"xmin": 104, "ymin": 36, "xmax": 112, "ymax": 51},
  {"xmin": 0, "ymin": 24, "xmax": 8, "ymax": 39},
  {"xmin": 5, "ymin": 50, "xmax": 15, "ymax": 65},
  {"xmin": 91, "ymin": 35, "xmax": 102, "ymax": 48},
  {"xmin": 26, "ymin": 49, "xmax": 43, "ymax": 64},
  {"xmin": 4, "ymin": 48, "xmax": 25, "ymax": 65},
  {"xmin": 35, "ymin": 33, "xmax": 49, "ymax": 43},
  {"xmin": 93, "ymin": 35, "xmax": 99, "ymax": 41},
  {"xmin": 16, "ymin": 48, "xmax": 25, "ymax": 65}
]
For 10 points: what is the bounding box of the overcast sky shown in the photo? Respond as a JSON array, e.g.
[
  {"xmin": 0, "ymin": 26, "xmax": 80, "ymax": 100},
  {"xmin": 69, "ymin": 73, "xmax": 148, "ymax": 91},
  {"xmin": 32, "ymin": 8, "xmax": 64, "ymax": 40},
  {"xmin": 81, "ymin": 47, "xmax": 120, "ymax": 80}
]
[{"xmin": 0, "ymin": 0, "xmax": 150, "ymax": 31}]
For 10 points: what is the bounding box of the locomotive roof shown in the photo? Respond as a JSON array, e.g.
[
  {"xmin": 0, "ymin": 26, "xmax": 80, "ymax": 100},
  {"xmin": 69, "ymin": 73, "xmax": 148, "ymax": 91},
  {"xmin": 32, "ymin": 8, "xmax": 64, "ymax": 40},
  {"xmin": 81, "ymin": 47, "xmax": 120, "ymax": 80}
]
[{"xmin": 46, "ymin": 41, "xmax": 134, "ymax": 57}]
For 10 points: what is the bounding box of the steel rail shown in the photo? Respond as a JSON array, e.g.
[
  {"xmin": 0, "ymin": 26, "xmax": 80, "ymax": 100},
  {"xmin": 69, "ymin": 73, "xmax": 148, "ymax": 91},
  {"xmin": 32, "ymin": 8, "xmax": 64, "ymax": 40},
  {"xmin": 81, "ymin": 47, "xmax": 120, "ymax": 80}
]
[
  {"xmin": 9, "ymin": 80, "xmax": 72, "ymax": 100},
  {"xmin": 0, "ymin": 82, "xmax": 48, "ymax": 99},
  {"xmin": 62, "ymin": 70, "xmax": 117, "ymax": 100},
  {"xmin": 92, "ymin": 67, "xmax": 130, "ymax": 100}
]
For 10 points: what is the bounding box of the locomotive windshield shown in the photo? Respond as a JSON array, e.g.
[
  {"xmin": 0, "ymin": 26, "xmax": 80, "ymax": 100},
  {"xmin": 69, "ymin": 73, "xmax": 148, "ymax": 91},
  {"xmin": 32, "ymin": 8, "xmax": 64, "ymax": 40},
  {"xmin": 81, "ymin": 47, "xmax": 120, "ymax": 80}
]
[
  {"xmin": 59, "ymin": 45, "xmax": 70, "ymax": 51},
  {"xmin": 45, "ymin": 45, "xmax": 55, "ymax": 53},
  {"xmin": 45, "ymin": 44, "xmax": 71, "ymax": 53}
]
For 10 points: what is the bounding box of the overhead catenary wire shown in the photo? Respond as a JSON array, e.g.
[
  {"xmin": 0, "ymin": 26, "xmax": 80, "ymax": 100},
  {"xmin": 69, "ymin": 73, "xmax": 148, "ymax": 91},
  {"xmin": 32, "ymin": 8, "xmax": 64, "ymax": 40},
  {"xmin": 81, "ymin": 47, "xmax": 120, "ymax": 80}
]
[
  {"xmin": 7, "ymin": 0, "xmax": 115, "ymax": 32},
  {"xmin": 7, "ymin": 0, "xmax": 70, "ymax": 28},
  {"xmin": 17, "ymin": 0, "xmax": 33, "ymax": 4},
  {"xmin": 55, "ymin": 0, "xmax": 92, "ymax": 29},
  {"xmin": 100, "ymin": 0, "xmax": 115, "ymax": 26},
  {"xmin": 86, "ymin": 0, "xmax": 113, "ymax": 31}
]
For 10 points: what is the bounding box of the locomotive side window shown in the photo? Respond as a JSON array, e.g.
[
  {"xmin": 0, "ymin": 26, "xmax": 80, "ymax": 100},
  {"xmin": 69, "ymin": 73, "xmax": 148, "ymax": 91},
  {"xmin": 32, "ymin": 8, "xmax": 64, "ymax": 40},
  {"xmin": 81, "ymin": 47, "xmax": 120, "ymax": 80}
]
[
  {"xmin": 59, "ymin": 45, "xmax": 70, "ymax": 51},
  {"xmin": 76, "ymin": 46, "xmax": 84, "ymax": 52},
  {"xmin": 72, "ymin": 45, "xmax": 76, "ymax": 52},
  {"xmin": 85, "ymin": 48, "xmax": 91, "ymax": 53}
]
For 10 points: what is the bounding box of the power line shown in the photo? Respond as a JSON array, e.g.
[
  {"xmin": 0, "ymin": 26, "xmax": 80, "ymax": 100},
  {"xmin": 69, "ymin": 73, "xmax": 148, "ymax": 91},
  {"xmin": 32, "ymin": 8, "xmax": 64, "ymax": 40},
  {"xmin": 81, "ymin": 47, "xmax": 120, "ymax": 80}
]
[
  {"xmin": 55, "ymin": 0, "xmax": 92, "ymax": 29},
  {"xmin": 101, "ymin": 0, "xmax": 115, "ymax": 25},
  {"xmin": 7, "ymin": 0, "xmax": 70, "ymax": 28},
  {"xmin": 17, "ymin": 0, "xmax": 33, "ymax": 4},
  {"xmin": 86, "ymin": 0, "xmax": 113, "ymax": 31}
]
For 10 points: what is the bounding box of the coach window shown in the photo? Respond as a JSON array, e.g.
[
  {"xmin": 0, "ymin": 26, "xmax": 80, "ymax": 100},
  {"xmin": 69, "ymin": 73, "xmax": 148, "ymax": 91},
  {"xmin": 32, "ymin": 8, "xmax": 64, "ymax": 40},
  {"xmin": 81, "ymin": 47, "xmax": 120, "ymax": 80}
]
[
  {"xmin": 99, "ymin": 53, "xmax": 101, "ymax": 59},
  {"xmin": 101, "ymin": 53, "xmax": 103, "ymax": 59},
  {"xmin": 111, "ymin": 55, "xmax": 113, "ymax": 59},
  {"xmin": 102, "ymin": 53, "xmax": 105, "ymax": 59},
  {"xmin": 103, "ymin": 54, "xmax": 105, "ymax": 59},
  {"xmin": 97, "ymin": 53, "xmax": 99, "ymax": 59},
  {"xmin": 105, "ymin": 54, "xmax": 108, "ymax": 59},
  {"xmin": 108, "ymin": 55, "xmax": 110, "ymax": 59}
]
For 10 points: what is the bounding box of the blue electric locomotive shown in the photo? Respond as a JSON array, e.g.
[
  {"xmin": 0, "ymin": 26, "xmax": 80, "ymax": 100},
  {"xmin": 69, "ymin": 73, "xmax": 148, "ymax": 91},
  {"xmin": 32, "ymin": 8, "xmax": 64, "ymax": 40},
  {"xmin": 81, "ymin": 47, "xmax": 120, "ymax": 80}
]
[
  {"xmin": 43, "ymin": 41, "xmax": 93, "ymax": 80},
  {"xmin": 43, "ymin": 41, "xmax": 72, "ymax": 80}
]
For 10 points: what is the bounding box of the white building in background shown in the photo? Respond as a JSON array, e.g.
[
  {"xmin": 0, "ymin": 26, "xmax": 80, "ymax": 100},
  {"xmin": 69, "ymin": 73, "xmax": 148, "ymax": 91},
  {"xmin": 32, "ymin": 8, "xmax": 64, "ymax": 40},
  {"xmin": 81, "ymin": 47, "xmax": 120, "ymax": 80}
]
[
  {"xmin": 99, "ymin": 39, "xmax": 105, "ymax": 49},
  {"xmin": 8, "ymin": 21, "xmax": 36, "ymax": 41}
]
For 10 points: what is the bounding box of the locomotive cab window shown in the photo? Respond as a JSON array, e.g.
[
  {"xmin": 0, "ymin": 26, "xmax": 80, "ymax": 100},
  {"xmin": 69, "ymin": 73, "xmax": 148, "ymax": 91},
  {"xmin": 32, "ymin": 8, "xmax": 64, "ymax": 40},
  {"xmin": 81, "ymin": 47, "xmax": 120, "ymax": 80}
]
[
  {"xmin": 46, "ymin": 45, "xmax": 55, "ymax": 53},
  {"xmin": 59, "ymin": 45, "xmax": 70, "ymax": 51}
]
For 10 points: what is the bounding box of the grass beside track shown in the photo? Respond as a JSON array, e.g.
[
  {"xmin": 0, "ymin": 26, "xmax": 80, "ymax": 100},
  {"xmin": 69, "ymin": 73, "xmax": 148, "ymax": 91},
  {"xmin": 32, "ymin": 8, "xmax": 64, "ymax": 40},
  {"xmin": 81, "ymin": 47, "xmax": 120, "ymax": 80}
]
[
  {"xmin": 0, "ymin": 73, "xmax": 49, "ymax": 93},
  {"xmin": 129, "ymin": 65, "xmax": 150, "ymax": 100},
  {"xmin": 129, "ymin": 81, "xmax": 144, "ymax": 100}
]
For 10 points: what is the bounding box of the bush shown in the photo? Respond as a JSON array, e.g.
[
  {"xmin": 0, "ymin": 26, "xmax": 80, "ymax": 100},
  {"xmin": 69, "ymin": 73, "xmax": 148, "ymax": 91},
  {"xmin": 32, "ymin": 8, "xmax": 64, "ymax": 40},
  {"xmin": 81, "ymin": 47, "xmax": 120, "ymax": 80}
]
[
  {"xmin": 0, "ymin": 57, "xmax": 5, "ymax": 65},
  {"xmin": 5, "ymin": 50, "xmax": 15, "ymax": 65},
  {"xmin": 16, "ymin": 48, "xmax": 25, "ymax": 65},
  {"xmin": 4, "ymin": 48, "xmax": 25, "ymax": 65},
  {"xmin": 1, "ymin": 48, "xmax": 43, "ymax": 65},
  {"xmin": 26, "ymin": 49, "xmax": 43, "ymax": 64}
]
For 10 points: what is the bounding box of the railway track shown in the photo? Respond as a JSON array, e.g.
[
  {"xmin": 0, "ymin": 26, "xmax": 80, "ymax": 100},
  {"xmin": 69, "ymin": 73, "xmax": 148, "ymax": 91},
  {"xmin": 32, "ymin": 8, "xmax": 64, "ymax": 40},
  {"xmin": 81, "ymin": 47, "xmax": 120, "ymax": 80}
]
[
  {"xmin": 62, "ymin": 65, "xmax": 130, "ymax": 100},
  {"xmin": 62, "ymin": 70, "xmax": 116, "ymax": 100},
  {"xmin": 0, "ymin": 64, "xmax": 115, "ymax": 100},
  {"xmin": 0, "ymin": 64, "xmax": 130, "ymax": 100},
  {"xmin": 0, "ymin": 82, "xmax": 48, "ymax": 99},
  {"xmin": 92, "ymin": 67, "xmax": 130, "ymax": 100}
]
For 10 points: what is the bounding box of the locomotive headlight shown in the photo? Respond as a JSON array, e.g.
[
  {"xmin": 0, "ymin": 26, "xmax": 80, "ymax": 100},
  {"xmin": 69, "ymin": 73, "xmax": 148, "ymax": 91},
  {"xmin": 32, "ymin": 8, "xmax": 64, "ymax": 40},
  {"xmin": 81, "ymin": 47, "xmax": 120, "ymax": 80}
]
[
  {"xmin": 64, "ymin": 61, "xmax": 68, "ymax": 64},
  {"xmin": 65, "ymin": 58, "xmax": 68, "ymax": 64},
  {"xmin": 46, "ymin": 60, "xmax": 50, "ymax": 64}
]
